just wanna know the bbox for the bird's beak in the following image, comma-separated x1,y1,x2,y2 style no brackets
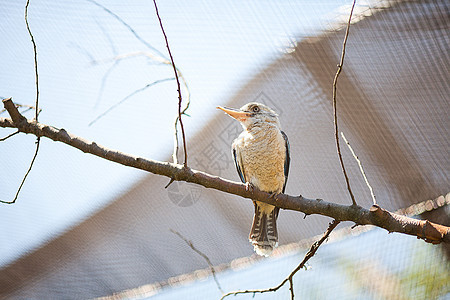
217,106,250,122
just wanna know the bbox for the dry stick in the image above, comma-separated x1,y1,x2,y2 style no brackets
0,104,42,204
87,52,191,132
85,0,191,131
1,0,41,204
89,78,175,126
341,132,377,205
92,19,119,109
152,0,188,167
333,0,357,206
0,130,19,142
170,229,224,294
220,220,341,300
1,105,449,243
25,0,39,122
0,103,41,116
85,0,167,60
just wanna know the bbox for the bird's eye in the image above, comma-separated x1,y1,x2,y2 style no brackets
252,106,260,112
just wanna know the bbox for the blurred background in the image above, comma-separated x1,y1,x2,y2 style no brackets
0,0,449,299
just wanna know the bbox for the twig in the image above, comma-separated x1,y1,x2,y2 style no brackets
2,101,449,244
170,229,224,293
0,103,41,116
332,0,357,206
25,0,39,121
288,277,295,300
0,130,19,141
0,136,41,204
1,0,41,204
85,0,191,163
89,77,174,126
86,52,191,142
152,0,188,167
92,19,119,109
85,0,167,60
220,220,340,299
341,132,377,205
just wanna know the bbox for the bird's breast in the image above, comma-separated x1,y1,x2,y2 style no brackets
235,127,286,193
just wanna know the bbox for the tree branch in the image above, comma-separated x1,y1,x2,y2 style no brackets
88,77,175,126
220,220,340,299
333,0,357,206
2,0,42,204
152,0,188,167
170,229,224,293
341,132,377,205
1,98,449,243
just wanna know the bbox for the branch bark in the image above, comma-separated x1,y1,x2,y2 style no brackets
1,98,449,243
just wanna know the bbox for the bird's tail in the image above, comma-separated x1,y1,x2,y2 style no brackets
249,203,279,256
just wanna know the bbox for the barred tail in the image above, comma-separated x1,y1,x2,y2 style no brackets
249,203,278,256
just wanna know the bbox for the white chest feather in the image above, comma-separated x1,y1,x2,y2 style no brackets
233,125,286,193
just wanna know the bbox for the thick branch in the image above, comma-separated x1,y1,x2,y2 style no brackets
1,99,448,243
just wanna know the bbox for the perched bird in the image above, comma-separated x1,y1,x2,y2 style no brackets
217,102,290,256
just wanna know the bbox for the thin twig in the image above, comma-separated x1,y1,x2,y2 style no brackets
0,130,19,141
1,0,41,204
288,277,295,300
220,220,340,299
89,77,174,126
86,0,191,163
86,51,191,132
25,0,39,121
0,137,41,204
93,19,119,109
341,132,377,205
152,0,188,167
0,103,41,116
332,0,357,206
170,229,224,293
85,0,168,60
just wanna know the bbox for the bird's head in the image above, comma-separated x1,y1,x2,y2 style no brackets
217,102,280,129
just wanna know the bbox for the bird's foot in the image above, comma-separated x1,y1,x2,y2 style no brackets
244,182,255,192
269,192,280,201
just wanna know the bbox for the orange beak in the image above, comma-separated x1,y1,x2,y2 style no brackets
217,106,250,122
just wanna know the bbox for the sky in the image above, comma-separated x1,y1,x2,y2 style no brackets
0,0,357,267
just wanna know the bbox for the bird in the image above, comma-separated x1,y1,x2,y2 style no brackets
217,102,290,256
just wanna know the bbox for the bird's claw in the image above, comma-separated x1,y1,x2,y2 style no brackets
245,182,255,192
269,192,279,201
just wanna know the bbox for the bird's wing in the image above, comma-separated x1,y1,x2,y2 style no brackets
281,131,290,193
232,144,247,183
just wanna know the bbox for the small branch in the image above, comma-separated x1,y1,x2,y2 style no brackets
288,277,294,300
86,52,191,126
2,0,42,204
220,220,340,299
25,0,39,121
341,132,376,205
333,0,357,206
0,136,40,204
88,77,175,126
2,98,26,124
85,0,168,60
0,102,41,117
170,229,224,293
0,129,19,141
152,0,188,167
1,99,449,244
